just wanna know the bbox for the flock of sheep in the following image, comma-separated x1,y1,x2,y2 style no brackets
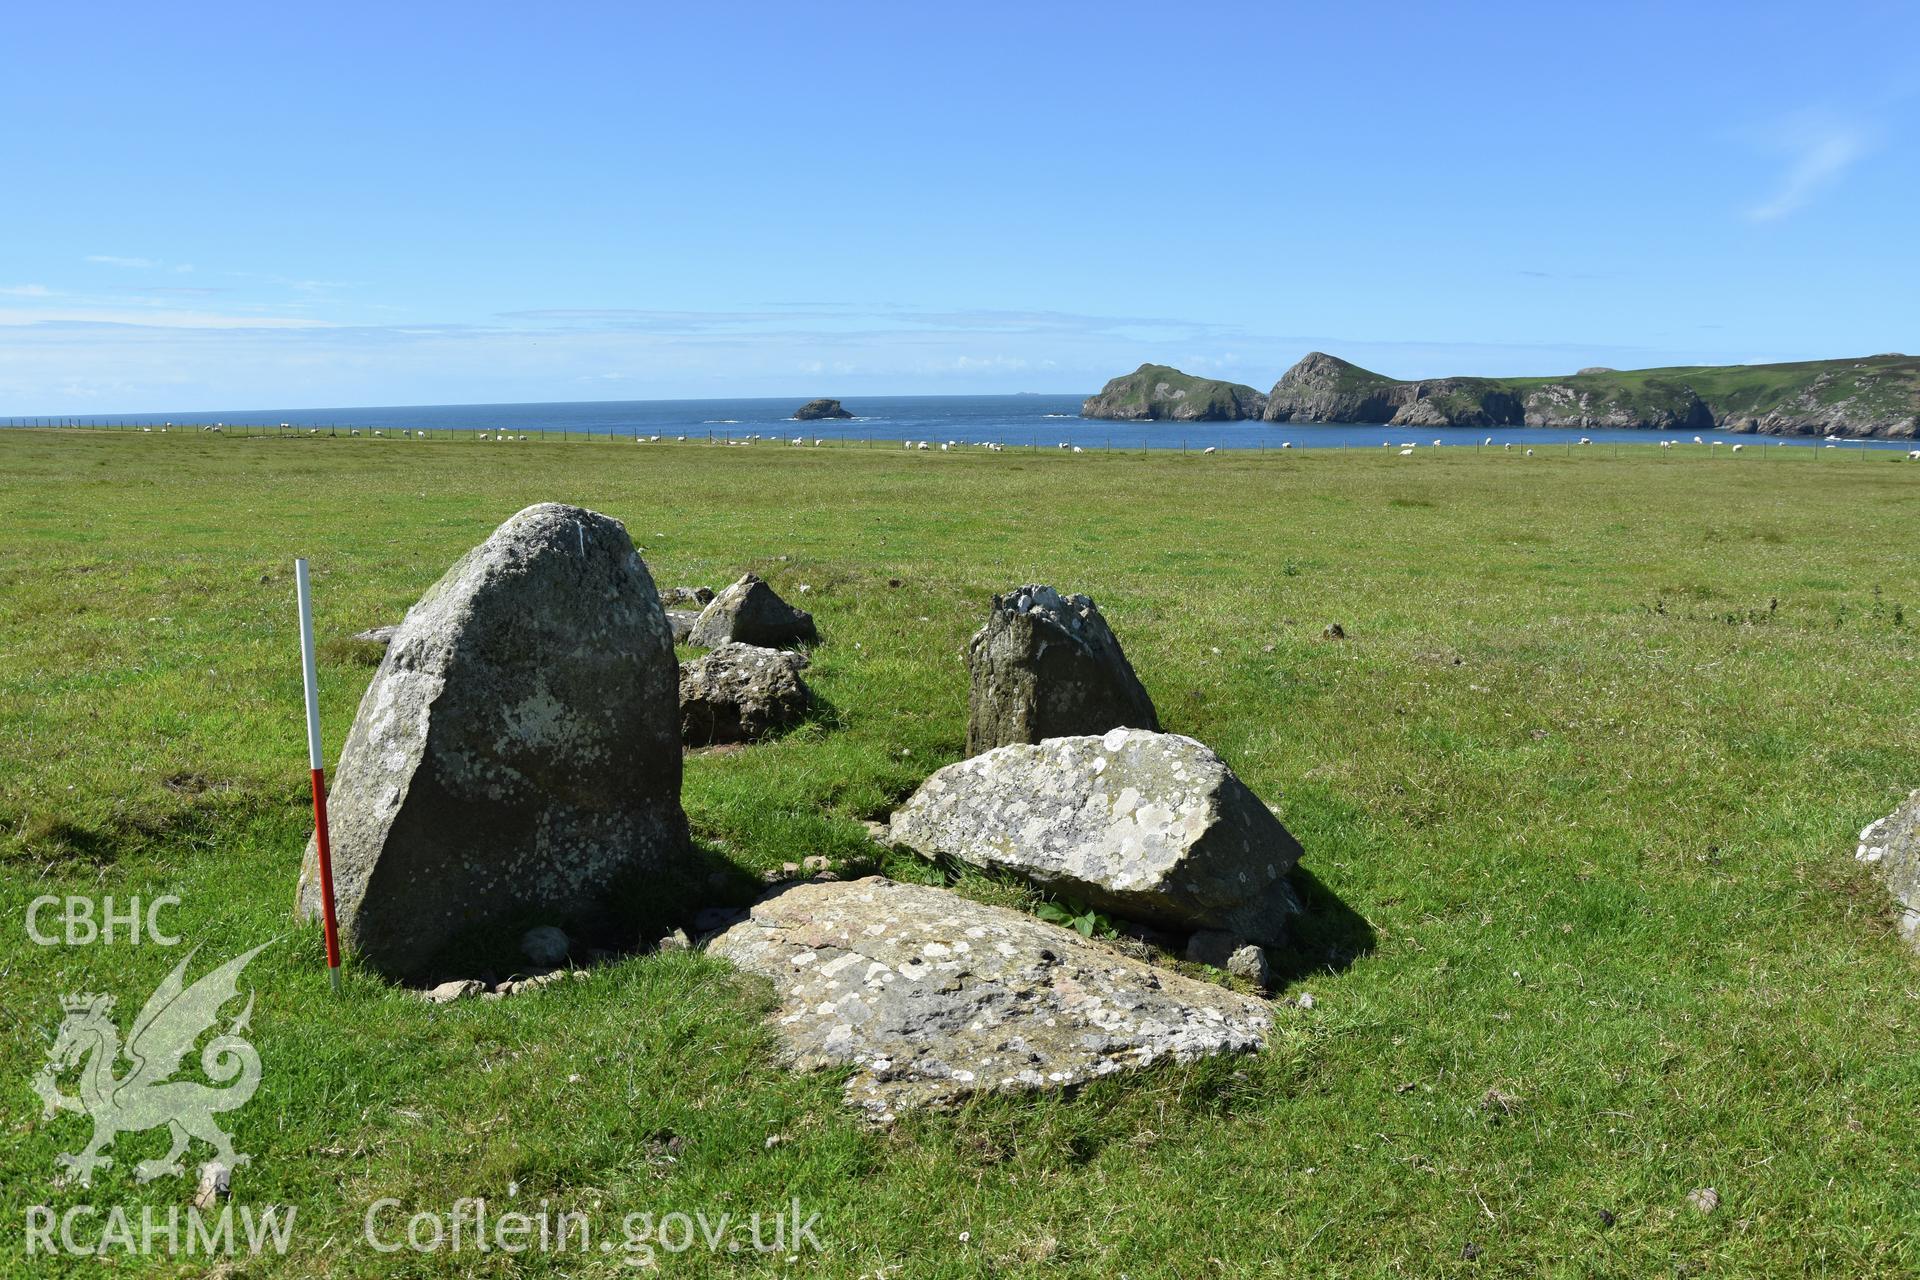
122,422,1920,459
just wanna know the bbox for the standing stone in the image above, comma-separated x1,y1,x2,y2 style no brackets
687,573,817,648
1857,790,1920,951
709,877,1273,1122
966,585,1157,754
890,729,1303,946
295,502,690,980
679,643,813,745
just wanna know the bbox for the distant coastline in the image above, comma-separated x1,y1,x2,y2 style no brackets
1082,352,1920,440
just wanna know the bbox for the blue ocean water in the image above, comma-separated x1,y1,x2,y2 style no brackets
5,394,1912,452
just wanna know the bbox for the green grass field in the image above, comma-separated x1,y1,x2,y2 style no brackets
2,430,1916,1278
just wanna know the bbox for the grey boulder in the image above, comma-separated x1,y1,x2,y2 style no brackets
679,643,813,745
966,584,1157,754
890,728,1303,946
1857,790,1920,950
666,610,699,644
687,573,817,648
296,502,691,980
659,586,714,608
708,876,1272,1122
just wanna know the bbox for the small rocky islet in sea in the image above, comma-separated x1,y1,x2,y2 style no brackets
792,397,855,421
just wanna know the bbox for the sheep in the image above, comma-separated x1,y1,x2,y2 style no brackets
1281,441,1293,449
1072,445,1084,453
1525,448,1535,456
1731,443,1744,453
1202,446,1217,454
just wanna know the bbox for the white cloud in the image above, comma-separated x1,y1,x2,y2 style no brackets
1747,116,1871,221
0,284,52,297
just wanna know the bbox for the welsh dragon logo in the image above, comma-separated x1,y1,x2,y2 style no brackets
32,943,269,1186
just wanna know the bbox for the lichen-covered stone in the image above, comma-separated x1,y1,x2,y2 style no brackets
295,502,690,980
687,573,816,648
679,643,812,745
966,584,1157,754
1857,790,1920,951
708,876,1272,1122
890,729,1302,945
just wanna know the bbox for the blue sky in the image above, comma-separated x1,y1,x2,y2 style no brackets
3,1,1916,412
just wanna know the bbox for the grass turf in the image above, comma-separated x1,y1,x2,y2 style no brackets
1,429,1916,1277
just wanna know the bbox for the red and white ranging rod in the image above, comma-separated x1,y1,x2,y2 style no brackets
295,558,344,993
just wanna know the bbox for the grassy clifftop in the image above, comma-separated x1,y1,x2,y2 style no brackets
1262,352,1920,438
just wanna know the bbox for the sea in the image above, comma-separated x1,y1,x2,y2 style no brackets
4,394,1912,452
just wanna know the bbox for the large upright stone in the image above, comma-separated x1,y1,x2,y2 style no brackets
1857,790,1920,951
709,877,1272,1122
966,585,1157,754
295,502,690,979
687,573,816,648
889,729,1303,945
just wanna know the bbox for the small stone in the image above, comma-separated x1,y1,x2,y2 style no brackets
1297,992,1315,1009
1687,1187,1719,1215
688,574,816,648
1461,1242,1481,1261
657,928,691,953
193,1161,231,1210
520,926,571,968
424,979,485,1004
1322,622,1346,641
802,856,831,872
1597,1208,1616,1229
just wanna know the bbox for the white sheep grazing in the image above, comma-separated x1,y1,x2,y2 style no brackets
1281,441,1292,449
1908,450,1920,460
1693,436,1704,444
1503,442,1512,451
916,441,930,451
1484,437,1493,446
1731,443,1744,453
1578,437,1590,445
1525,448,1535,456
1202,446,1217,454
1433,439,1443,447
1072,445,1084,453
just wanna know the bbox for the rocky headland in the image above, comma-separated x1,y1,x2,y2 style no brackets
1080,364,1267,421
1256,351,1920,439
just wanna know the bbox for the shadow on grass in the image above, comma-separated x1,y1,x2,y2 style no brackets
1264,865,1376,987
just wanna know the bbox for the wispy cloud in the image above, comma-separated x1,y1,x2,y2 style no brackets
0,284,53,297
86,254,195,273
0,307,331,330
1747,115,1872,221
